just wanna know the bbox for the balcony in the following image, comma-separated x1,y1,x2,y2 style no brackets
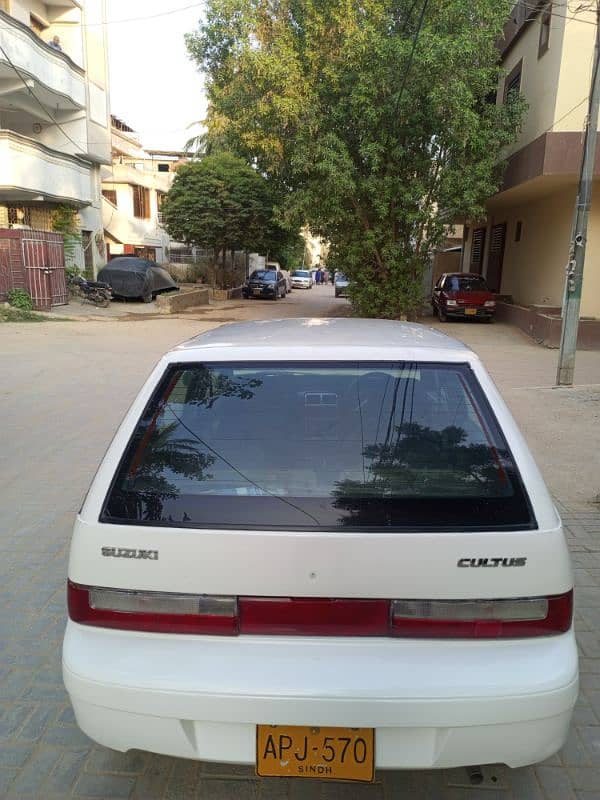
102,197,167,248
105,163,173,192
0,130,94,205
0,10,86,113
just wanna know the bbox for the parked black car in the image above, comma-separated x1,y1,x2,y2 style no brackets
242,269,287,300
97,257,179,303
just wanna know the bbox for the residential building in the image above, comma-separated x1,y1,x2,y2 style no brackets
461,1,600,343
0,0,111,276
102,117,186,263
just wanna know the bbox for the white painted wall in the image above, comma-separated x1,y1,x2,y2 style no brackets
0,131,94,202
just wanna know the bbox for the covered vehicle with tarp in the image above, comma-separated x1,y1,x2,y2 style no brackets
97,258,179,303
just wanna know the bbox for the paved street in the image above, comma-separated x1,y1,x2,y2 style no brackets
1,285,599,799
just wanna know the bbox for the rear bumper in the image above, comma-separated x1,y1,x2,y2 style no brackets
63,622,578,769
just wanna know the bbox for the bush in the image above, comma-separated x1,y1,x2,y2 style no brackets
7,288,33,311
65,266,83,281
165,262,208,284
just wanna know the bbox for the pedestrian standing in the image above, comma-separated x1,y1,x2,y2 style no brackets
48,35,62,51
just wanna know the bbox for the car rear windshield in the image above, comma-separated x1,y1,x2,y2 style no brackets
250,270,277,282
447,276,489,292
293,271,310,277
101,362,536,531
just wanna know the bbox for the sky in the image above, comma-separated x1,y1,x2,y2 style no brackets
105,1,207,151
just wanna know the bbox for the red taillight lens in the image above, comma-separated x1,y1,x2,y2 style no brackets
67,581,238,635
68,582,573,639
390,591,573,638
239,597,389,636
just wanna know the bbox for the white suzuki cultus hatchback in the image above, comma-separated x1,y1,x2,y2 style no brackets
63,318,577,783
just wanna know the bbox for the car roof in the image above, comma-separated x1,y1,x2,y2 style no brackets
170,319,476,363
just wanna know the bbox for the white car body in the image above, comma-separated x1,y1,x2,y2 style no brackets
63,319,577,774
291,270,312,289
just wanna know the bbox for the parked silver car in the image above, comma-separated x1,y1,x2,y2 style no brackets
334,271,350,297
291,270,313,289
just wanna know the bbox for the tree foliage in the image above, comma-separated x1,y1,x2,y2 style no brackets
161,151,301,278
162,152,272,254
186,0,525,317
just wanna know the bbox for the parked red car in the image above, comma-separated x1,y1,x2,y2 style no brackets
432,273,496,322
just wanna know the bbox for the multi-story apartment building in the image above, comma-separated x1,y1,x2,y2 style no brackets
102,117,185,263
0,0,111,274
461,1,600,342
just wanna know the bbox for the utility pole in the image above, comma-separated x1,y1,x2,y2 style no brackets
556,2,600,385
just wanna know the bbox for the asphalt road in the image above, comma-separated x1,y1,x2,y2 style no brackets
1,284,599,799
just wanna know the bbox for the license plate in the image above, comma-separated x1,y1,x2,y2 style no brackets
252,288,262,296
464,308,477,315
256,725,374,782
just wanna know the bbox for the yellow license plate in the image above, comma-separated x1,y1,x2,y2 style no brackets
256,725,374,782
464,308,477,315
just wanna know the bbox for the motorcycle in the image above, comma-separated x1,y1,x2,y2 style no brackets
70,274,112,308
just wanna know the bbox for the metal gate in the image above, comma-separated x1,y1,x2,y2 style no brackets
23,231,68,310
0,229,67,310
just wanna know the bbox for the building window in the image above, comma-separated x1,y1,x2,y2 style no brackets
8,207,32,227
157,163,170,172
132,186,150,219
504,60,522,103
539,4,551,57
156,192,166,210
515,221,523,242
102,189,117,206
470,228,486,274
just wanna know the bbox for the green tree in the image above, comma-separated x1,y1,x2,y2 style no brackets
51,204,82,269
161,152,284,286
186,0,525,318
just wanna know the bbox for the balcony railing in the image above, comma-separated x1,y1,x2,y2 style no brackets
0,10,86,111
0,130,94,204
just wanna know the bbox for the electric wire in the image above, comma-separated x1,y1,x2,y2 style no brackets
84,3,203,26
0,3,203,30
392,0,430,117
499,0,598,26
0,40,89,154
0,0,593,30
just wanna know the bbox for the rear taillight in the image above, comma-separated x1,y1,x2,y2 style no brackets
67,581,238,635
68,582,572,639
390,593,573,638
